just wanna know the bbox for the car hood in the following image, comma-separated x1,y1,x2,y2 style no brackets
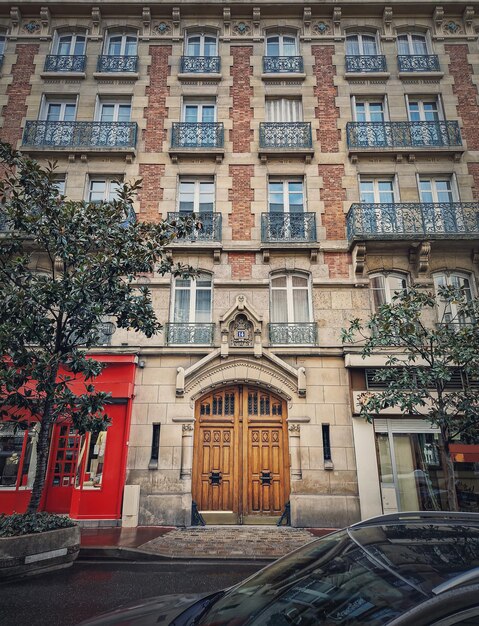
78,591,220,626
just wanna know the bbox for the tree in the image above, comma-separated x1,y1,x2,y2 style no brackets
0,142,196,513
342,285,479,511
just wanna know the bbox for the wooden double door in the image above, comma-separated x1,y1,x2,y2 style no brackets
193,386,290,524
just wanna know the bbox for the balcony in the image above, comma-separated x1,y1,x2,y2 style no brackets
179,56,221,78
95,55,138,76
43,55,86,74
259,122,313,162
165,323,215,346
347,202,479,244
167,212,222,243
261,213,316,243
169,122,224,161
22,121,137,155
262,56,305,79
269,323,317,345
345,55,388,77
346,121,463,158
398,54,442,76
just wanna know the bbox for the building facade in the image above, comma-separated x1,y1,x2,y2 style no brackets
1,0,479,526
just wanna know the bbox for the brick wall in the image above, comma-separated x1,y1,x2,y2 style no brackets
229,46,253,153
468,163,479,200
446,44,479,151
0,44,38,147
229,252,255,279
137,164,165,222
312,46,340,153
228,164,254,240
318,164,346,240
323,252,351,279
143,46,171,152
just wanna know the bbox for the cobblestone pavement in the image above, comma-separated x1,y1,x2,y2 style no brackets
138,526,322,559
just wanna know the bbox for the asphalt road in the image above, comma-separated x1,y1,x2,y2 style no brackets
0,559,265,626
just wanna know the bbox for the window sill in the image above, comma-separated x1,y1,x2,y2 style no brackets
41,71,86,80
261,72,306,81
177,72,222,81
344,71,390,80
398,71,444,80
93,72,139,81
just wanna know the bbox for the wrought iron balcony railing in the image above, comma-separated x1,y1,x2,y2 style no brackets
167,212,222,242
96,55,138,73
180,56,220,73
346,121,462,149
44,55,87,72
347,202,479,242
171,122,224,149
259,122,312,149
165,323,215,345
345,55,387,73
22,121,138,149
398,54,441,72
269,323,317,345
263,56,304,73
261,212,317,243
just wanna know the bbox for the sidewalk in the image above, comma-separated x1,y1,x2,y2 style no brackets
80,525,336,561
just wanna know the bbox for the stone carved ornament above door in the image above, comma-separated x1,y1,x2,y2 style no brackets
219,295,263,358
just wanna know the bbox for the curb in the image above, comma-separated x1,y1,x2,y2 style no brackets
79,546,275,562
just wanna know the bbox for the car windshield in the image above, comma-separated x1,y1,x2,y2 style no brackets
197,529,425,625
198,523,479,626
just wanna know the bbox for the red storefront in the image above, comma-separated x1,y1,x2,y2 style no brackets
0,355,136,521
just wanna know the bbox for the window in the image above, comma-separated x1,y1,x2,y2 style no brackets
352,98,388,145
268,179,304,213
419,177,457,203
266,98,302,122
87,177,121,203
353,99,386,122
53,176,66,196
0,426,36,488
148,424,161,470
105,32,137,56
270,273,312,324
185,32,217,56
419,177,460,232
182,99,216,123
360,178,397,204
370,273,408,310
360,178,399,234
53,32,86,56
178,179,214,213
266,33,298,56
407,97,442,122
171,274,212,324
41,97,77,122
433,272,474,326
397,32,429,55
346,33,379,55
0,33,7,56
96,98,131,123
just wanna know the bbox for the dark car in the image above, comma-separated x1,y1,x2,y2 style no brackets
80,512,479,626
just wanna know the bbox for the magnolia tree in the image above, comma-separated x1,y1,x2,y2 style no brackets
0,142,195,513
342,286,479,511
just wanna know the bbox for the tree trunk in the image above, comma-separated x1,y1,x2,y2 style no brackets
26,410,53,513
440,426,459,511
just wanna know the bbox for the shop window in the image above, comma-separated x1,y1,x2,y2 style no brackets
76,430,107,489
0,426,36,488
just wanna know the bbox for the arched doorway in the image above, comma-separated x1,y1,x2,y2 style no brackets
192,385,290,524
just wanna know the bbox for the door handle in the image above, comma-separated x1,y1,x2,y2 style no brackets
209,470,222,485
260,470,272,485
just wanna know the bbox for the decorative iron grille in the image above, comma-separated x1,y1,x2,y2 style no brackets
346,121,462,149
398,54,441,72
263,56,304,73
167,212,222,242
22,121,138,149
171,122,224,148
96,55,138,72
261,212,316,243
347,202,479,242
165,323,215,345
269,323,317,345
259,122,312,149
180,56,220,73
345,55,387,73
44,55,87,72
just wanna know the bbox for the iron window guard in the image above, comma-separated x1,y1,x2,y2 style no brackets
263,56,304,73
96,55,138,72
180,56,220,73
269,323,317,345
171,122,224,149
44,55,87,72
345,55,387,73
346,121,462,149
398,54,440,72
261,212,317,243
259,122,312,149
165,323,215,345
22,121,138,149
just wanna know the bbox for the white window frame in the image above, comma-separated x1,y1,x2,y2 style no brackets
53,176,67,196
270,272,313,323
265,98,303,122
416,174,460,203
104,32,138,56
40,96,78,121
94,97,132,122
170,273,213,324
0,33,6,56
86,176,122,203
268,178,306,213
184,31,218,56
52,31,86,56
406,95,444,122
265,32,299,56
397,32,432,55
346,32,380,55
359,176,400,203
351,96,389,122
181,99,217,123
177,177,215,213
433,271,475,325
369,272,408,310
